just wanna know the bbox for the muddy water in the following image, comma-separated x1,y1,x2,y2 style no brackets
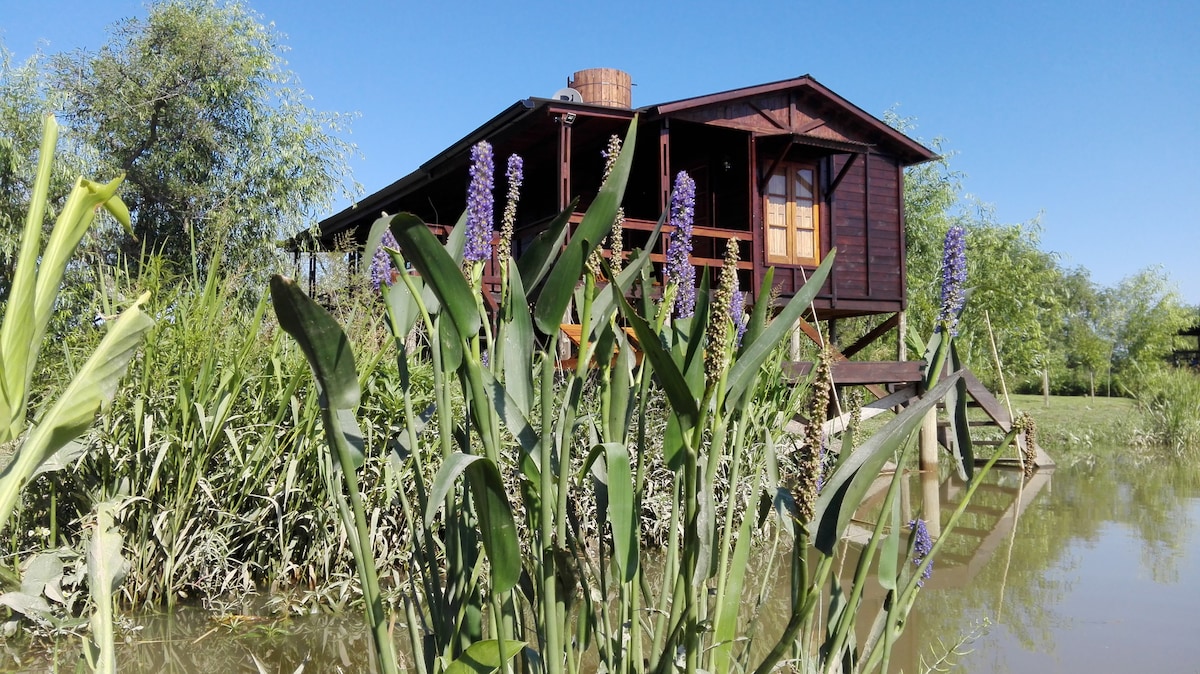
8,449,1197,673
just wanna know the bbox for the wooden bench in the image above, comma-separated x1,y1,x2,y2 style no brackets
558,323,643,369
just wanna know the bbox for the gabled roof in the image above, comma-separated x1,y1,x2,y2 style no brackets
643,74,935,165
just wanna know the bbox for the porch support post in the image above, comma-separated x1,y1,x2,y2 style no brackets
919,407,939,473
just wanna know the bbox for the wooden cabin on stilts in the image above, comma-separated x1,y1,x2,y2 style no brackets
285,69,1052,475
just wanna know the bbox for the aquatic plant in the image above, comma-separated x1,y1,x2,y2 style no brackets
0,115,152,672
496,154,523,265
664,170,697,318
463,140,494,267
370,229,399,291
938,223,967,335
270,117,1008,674
910,518,934,585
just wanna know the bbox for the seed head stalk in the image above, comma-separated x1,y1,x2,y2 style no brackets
497,154,523,317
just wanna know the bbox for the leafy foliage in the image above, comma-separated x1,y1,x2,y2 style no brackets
45,0,358,277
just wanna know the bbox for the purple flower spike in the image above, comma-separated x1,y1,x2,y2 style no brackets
370,230,399,292
464,141,495,264
731,289,747,346
665,171,696,318
909,519,934,586
506,155,524,197
937,224,967,336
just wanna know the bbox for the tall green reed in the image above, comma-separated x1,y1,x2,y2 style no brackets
272,118,1008,673
1129,365,1200,453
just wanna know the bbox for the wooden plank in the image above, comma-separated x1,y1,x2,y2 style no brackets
962,369,1013,428
784,360,924,385
822,385,917,435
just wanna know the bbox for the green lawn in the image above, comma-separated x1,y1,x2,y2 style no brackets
986,393,1138,453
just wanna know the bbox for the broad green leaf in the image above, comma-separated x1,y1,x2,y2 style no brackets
324,406,366,470
662,407,688,471
738,267,775,358
382,265,421,346
724,250,836,413
425,209,469,316
85,499,128,674
948,340,974,480
270,276,360,410
0,116,57,438
426,452,519,592
712,511,754,673
605,259,698,428
464,458,521,593
480,369,540,479
500,258,534,415
533,118,637,335
388,213,481,339
813,373,961,555
876,467,903,591
443,639,525,674
1,117,134,440
425,452,480,528
602,442,637,581
33,175,126,353
607,332,634,440
0,294,153,533
517,199,577,298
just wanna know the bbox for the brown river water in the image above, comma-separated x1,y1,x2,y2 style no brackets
4,448,1196,673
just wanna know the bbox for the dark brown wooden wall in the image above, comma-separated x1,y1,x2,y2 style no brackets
828,152,904,307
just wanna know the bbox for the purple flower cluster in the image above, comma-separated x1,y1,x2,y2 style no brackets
664,171,696,318
937,224,967,336
506,155,523,201
909,518,934,586
731,289,747,346
370,229,399,292
464,141,494,264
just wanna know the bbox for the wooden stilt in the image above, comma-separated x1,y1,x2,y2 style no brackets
919,408,938,472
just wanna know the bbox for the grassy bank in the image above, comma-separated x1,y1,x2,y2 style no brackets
1004,393,1138,452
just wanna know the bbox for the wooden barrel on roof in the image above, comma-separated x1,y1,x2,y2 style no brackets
568,68,632,108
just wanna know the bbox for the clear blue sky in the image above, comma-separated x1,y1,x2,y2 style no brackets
5,0,1198,304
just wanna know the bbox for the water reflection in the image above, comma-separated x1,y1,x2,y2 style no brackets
6,449,1195,673
909,449,1200,673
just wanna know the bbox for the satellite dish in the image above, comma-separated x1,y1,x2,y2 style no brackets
552,87,584,103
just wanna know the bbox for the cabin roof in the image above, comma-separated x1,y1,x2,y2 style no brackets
291,75,935,251
643,74,935,165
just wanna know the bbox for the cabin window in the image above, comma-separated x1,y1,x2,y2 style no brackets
765,163,819,266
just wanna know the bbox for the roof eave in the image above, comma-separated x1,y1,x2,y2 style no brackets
646,74,937,166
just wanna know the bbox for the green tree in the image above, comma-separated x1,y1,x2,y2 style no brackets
0,44,93,304
1102,267,1191,389
48,0,358,277
889,112,1066,389
1052,267,1111,396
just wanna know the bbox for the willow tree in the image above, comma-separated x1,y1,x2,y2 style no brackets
49,0,358,277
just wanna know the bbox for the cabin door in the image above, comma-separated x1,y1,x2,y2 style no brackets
764,162,819,266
